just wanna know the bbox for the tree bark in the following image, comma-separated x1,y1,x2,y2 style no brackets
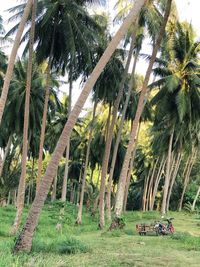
150,156,166,210
51,173,58,202
161,129,174,215
147,158,159,211
192,186,200,211
36,21,57,191
99,104,112,228
114,0,172,220
142,167,152,211
61,76,72,201
76,101,97,225
0,0,33,124
13,0,147,252
11,1,37,234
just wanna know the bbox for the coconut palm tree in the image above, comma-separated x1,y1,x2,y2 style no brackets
11,0,37,234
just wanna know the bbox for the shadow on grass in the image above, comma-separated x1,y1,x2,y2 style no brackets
0,230,11,238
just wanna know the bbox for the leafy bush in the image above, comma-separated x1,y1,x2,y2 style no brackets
101,229,123,238
32,237,90,255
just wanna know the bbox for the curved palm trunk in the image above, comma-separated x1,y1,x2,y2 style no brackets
178,149,197,211
13,1,147,252
36,83,50,190
150,156,166,210
113,0,172,221
11,1,37,234
192,186,200,211
161,129,174,215
61,77,72,201
76,101,97,225
147,157,159,211
0,0,33,124
166,152,182,212
36,23,57,191
106,51,139,221
123,145,136,211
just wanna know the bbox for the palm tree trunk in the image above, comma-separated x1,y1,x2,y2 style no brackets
123,122,140,212
76,100,97,225
11,1,37,234
13,1,147,252
36,82,50,190
113,0,172,221
143,167,152,211
166,151,182,212
27,182,31,206
0,0,33,124
150,156,166,210
99,104,112,228
161,129,174,215
192,186,200,211
147,158,159,211
106,51,139,221
0,136,12,177
76,164,83,205
36,22,57,191
178,149,197,211
61,75,72,201
7,191,11,206
123,152,134,212
13,190,17,207
51,173,58,202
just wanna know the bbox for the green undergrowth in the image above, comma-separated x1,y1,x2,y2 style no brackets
0,203,200,267
171,232,200,251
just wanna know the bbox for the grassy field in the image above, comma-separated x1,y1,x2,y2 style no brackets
0,203,200,267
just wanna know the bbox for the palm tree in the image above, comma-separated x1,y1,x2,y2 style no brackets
13,0,147,252
11,0,37,234
112,0,172,226
0,0,33,124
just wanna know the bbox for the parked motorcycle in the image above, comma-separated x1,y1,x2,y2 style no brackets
154,217,175,235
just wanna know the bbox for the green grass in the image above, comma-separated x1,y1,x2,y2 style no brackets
0,203,200,267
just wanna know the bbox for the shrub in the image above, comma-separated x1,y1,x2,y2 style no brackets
57,238,90,254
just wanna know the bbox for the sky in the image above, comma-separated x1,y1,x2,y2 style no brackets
0,0,200,108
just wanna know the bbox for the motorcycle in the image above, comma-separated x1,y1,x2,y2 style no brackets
154,217,175,235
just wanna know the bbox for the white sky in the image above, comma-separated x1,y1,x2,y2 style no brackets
0,0,199,108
